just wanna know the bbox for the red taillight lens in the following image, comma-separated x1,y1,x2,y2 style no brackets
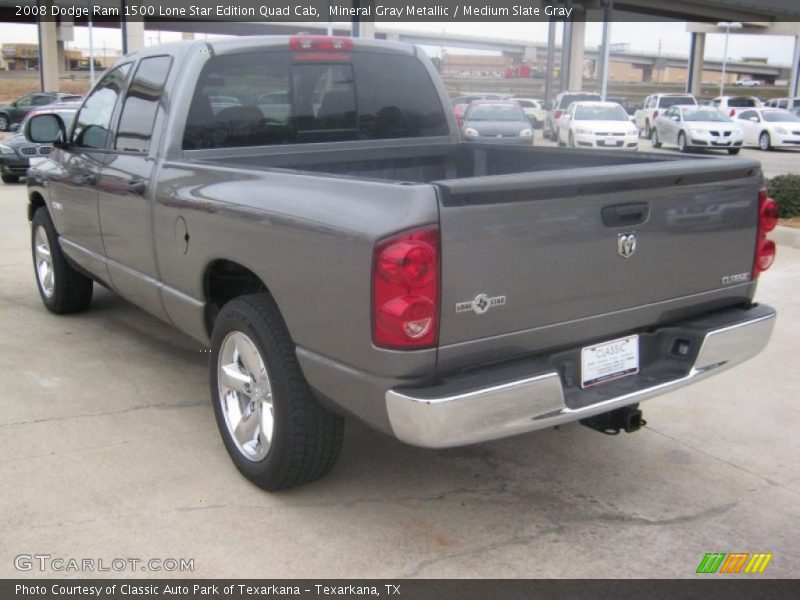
755,238,776,273
729,108,736,117
758,189,779,233
753,188,778,278
653,110,659,119
289,35,354,51
373,227,439,349
554,110,563,120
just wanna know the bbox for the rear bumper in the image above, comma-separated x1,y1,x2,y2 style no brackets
386,304,775,448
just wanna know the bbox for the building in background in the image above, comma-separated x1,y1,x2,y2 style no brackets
1,43,120,72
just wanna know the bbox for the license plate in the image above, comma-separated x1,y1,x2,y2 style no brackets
581,334,639,388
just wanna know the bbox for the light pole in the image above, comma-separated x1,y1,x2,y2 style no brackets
717,21,742,96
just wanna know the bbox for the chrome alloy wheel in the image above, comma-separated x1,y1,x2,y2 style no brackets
217,331,274,461
34,225,55,298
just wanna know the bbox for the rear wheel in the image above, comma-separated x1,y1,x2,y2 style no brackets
678,131,690,153
759,131,772,151
31,207,93,314
651,128,662,148
2,174,20,184
568,132,576,148
210,293,344,491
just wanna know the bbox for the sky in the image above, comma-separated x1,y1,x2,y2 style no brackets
0,21,796,65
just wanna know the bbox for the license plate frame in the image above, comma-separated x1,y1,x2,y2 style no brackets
581,334,639,389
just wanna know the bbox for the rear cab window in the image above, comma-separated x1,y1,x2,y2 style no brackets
658,96,695,109
183,50,448,149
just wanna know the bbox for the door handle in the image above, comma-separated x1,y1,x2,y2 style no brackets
601,202,649,227
128,178,146,195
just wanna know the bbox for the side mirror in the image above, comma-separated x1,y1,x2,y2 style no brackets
25,113,66,146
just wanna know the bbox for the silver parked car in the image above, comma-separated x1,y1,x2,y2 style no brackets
652,105,743,154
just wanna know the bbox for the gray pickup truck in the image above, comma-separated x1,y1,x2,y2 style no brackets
24,36,778,491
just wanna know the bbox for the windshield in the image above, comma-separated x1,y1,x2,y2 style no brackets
727,97,758,108
683,109,729,122
659,96,696,108
763,111,800,123
559,93,600,108
574,105,629,121
467,104,525,121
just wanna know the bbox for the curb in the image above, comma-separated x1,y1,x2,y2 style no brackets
772,225,800,250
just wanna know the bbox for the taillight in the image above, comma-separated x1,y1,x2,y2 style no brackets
653,110,659,119
759,189,779,232
289,35,354,51
373,227,439,349
754,188,778,278
554,109,563,120
729,108,736,117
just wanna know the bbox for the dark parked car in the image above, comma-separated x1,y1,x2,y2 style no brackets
0,92,81,132
0,102,80,183
462,99,533,144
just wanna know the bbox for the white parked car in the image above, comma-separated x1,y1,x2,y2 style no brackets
652,105,743,154
710,95,761,119
734,78,761,87
634,93,698,138
557,101,639,150
545,91,601,140
513,98,546,128
763,97,800,110
733,108,800,150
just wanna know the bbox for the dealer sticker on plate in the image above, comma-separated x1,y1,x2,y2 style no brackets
581,334,639,388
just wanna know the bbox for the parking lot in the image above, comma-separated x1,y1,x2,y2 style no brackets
1,178,799,578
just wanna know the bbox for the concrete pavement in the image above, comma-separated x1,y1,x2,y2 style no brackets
0,183,798,579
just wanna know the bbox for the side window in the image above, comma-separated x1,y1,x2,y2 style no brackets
713,98,721,107
778,99,788,109
31,95,53,106
738,110,756,121
115,56,172,153
72,64,131,150
15,94,34,108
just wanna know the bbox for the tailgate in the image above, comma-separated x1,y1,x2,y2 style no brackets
434,157,762,369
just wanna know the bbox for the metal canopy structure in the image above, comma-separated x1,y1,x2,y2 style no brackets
0,0,798,96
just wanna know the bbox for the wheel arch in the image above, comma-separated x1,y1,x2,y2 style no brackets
28,191,47,222
202,259,271,337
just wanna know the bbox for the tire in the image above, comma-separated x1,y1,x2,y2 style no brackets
651,128,662,148
2,174,20,184
644,121,652,139
728,148,741,155
568,132,575,148
0,113,9,132
759,131,772,151
210,293,344,491
678,131,690,153
31,207,93,314
557,132,565,147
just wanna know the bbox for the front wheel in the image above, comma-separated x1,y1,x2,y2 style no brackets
210,293,344,491
759,131,772,151
651,128,662,148
728,148,741,155
678,131,690,153
31,207,93,314
2,174,20,184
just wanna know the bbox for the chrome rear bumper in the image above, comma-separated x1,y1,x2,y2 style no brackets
386,305,775,448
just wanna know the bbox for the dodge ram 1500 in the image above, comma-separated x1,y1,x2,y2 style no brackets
24,36,777,490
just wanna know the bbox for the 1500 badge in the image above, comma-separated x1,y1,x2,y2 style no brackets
456,294,506,315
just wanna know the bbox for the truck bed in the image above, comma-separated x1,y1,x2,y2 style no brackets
195,142,691,184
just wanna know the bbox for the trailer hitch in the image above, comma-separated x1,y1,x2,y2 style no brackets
580,405,646,435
